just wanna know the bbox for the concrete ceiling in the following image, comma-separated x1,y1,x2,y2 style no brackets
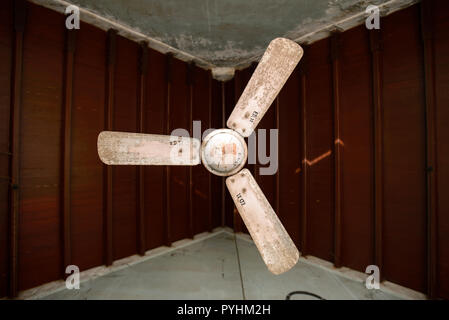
32,0,418,71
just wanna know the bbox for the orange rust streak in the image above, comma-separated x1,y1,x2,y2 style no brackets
303,150,332,166
194,189,208,199
335,139,345,147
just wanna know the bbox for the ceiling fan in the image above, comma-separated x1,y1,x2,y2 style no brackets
98,38,303,275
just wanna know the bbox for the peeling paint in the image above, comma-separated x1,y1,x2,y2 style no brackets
30,0,419,71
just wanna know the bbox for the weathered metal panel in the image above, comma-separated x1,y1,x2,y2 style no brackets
278,69,302,247
145,48,169,250
19,3,64,290
433,0,449,300
304,38,335,262
71,21,106,272
111,35,139,261
382,6,427,293
0,0,13,297
61,28,76,273
339,26,375,272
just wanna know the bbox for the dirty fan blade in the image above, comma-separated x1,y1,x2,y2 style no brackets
227,38,303,137
226,169,299,274
97,131,201,166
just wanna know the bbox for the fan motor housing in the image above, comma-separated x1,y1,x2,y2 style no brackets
201,129,248,176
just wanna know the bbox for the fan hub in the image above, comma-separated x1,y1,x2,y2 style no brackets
201,129,247,176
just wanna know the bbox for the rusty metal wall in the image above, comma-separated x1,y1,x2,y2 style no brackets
0,1,221,297
0,0,13,299
228,1,449,299
0,0,448,299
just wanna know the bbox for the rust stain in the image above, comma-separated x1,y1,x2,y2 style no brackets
303,150,332,166
194,189,208,199
173,177,185,186
221,143,237,155
335,139,345,147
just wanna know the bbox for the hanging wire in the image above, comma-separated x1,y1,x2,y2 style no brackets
286,291,325,300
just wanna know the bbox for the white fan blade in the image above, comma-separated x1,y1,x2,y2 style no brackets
227,38,303,137
226,168,299,274
98,131,200,166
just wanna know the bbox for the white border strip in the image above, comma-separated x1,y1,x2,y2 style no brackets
233,231,427,300
15,227,426,300
17,228,227,300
